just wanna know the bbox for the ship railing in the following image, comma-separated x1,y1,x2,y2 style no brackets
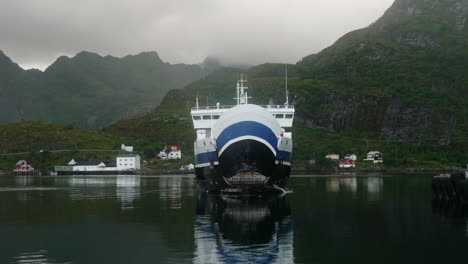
191,105,235,111
191,105,295,111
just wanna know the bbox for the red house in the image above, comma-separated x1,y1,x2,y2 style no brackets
339,159,356,168
15,160,35,172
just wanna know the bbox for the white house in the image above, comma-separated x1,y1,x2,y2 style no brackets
56,155,141,173
66,160,117,172
117,154,141,170
179,163,195,170
325,154,340,160
344,154,357,161
364,151,383,163
121,144,134,152
157,145,182,160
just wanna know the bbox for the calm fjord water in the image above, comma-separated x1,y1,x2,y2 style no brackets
0,174,467,264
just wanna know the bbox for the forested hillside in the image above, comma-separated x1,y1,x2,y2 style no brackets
0,51,210,129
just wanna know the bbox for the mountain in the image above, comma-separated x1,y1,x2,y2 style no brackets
0,51,210,129
297,0,468,145
106,0,467,167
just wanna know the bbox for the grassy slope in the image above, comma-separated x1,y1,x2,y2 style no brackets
0,121,122,171
0,121,119,152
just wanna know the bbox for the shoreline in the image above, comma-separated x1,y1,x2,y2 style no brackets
0,166,464,176
291,167,463,174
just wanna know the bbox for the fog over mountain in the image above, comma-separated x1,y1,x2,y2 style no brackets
0,0,393,70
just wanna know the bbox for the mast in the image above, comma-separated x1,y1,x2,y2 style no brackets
234,74,251,105
236,79,240,105
285,64,289,108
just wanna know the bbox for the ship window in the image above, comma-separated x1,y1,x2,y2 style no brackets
286,114,293,119
276,114,284,118
203,115,211,120
213,115,220,119
193,116,201,120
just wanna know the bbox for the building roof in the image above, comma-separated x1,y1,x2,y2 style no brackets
68,158,89,165
73,161,103,166
104,162,116,167
117,154,140,158
68,159,106,166
16,160,26,165
167,145,181,151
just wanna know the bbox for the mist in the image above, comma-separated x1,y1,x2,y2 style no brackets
0,0,394,70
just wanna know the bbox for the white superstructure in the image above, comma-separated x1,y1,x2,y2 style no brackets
191,74,294,138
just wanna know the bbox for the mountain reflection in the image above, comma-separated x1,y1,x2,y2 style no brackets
193,193,294,264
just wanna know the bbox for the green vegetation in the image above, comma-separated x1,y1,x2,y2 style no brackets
292,125,465,169
0,121,122,171
0,121,119,153
0,121,193,172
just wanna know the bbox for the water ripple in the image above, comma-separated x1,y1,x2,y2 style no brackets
0,187,62,192
11,250,71,264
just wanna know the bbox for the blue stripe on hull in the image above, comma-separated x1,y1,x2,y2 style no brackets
196,151,218,164
276,150,292,162
216,121,278,154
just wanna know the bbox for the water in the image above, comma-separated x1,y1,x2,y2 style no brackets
1,173,467,264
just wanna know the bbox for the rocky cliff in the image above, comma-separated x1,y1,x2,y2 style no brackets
297,0,468,146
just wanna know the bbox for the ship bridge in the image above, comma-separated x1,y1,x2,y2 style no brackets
190,73,294,138
191,104,294,130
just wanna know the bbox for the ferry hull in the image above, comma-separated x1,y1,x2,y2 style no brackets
195,165,291,193
195,139,291,193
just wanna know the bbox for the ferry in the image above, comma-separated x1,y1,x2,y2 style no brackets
190,74,294,193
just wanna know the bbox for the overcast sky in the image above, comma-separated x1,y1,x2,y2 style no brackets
0,0,394,70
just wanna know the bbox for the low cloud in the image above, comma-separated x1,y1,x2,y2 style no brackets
0,0,394,70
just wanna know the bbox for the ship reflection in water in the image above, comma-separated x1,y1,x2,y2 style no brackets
194,194,294,264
